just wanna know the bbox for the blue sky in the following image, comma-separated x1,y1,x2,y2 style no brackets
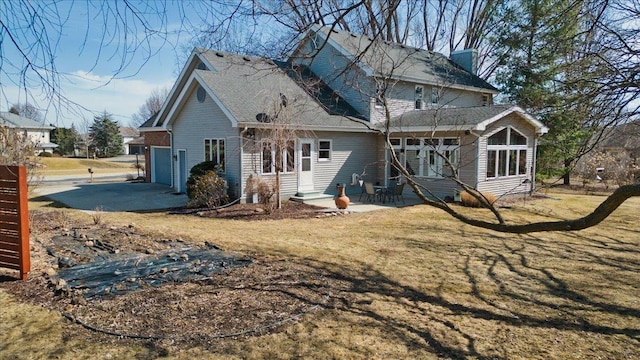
0,1,204,128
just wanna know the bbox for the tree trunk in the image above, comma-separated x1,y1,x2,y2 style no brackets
563,159,572,185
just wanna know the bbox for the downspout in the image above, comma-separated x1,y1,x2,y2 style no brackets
239,126,248,201
469,129,482,191
531,134,538,195
167,125,174,190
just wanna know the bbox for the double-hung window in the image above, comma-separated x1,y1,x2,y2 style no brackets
318,140,332,161
486,127,527,178
261,140,295,174
431,87,439,105
404,137,459,178
204,138,225,172
415,85,424,110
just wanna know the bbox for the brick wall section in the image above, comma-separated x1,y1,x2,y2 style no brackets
143,131,170,182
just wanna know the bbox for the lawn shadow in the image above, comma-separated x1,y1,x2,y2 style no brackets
263,225,640,359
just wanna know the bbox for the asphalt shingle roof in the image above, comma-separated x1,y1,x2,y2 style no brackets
194,50,370,130
0,111,53,129
387,105,514,128
312,26,497,92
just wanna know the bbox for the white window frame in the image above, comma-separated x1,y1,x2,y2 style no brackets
318,139,332,161
486,127,528,179
375,82,384,107
260,140,296,175
481,93,491,107
404,137,459,178
204,138,225,173
415,85,424,110
431,87,439,105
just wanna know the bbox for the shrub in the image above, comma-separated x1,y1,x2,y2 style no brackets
186,160,218,198
186,171,229,209
255,177,276,213
38,151,53,157
460,190,497,208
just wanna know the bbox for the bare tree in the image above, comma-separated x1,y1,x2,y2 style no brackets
8,103,43,122
130,88,169,127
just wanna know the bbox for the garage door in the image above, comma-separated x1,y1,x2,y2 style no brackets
152,147,171,185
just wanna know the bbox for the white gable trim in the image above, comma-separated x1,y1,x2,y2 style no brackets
165,72,239,128
474,106,548,134
152,49,221,128
152,51,199,127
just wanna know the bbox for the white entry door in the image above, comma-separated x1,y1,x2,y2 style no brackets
298,139,314,192
177,149,187,193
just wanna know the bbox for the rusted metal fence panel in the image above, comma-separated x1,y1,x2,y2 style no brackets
0,165,30,280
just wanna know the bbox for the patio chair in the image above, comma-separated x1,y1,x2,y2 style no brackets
362,182,379,203
384,182,405,204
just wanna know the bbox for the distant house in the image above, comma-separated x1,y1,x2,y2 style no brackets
140,25,547,201
0,111,58,154
119,127,140,155
127,136,145,155
599,120,640,162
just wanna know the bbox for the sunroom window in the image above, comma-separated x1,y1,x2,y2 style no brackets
486,127,527,179
404,137,459,178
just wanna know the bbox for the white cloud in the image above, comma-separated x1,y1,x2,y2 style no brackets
1,70,175,128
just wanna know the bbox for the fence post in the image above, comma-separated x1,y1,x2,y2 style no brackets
0,165,30,280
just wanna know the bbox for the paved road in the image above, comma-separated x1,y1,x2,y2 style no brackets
33,181,187,212
41,171,140,185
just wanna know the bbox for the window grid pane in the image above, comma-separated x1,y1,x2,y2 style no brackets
487,150,497,178
509,150,517,176
518,150,527,175
498,150,507,176
286,140,295,172
262,143,273,174
219,139,225,172
204,140,211,162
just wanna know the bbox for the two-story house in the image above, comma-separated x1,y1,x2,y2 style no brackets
0,111,58,154
140,25,547,201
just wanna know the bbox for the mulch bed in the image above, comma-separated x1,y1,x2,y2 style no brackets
0,208,349,353
174,200,334,220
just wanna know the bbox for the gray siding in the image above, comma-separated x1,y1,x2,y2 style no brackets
171,84,241,196
313,131,378,196
371,82,491,123
240,131,379,199
294,39,374,120
476,114,537,196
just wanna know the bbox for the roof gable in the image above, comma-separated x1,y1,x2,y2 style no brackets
294,25,498,93
387,105,548,135
164,49,371,131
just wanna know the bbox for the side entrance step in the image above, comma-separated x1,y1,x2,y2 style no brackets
290,191,334,203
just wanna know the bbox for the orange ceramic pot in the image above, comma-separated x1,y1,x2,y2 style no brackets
335,184,350,209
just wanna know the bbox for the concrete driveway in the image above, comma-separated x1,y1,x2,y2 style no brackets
33,181,188,212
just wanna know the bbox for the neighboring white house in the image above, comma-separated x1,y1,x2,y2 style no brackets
140,25,547,202
119,127,140,155
0,111,58,154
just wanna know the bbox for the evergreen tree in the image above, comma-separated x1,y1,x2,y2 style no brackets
89,112,122,158
494,0,621,185
51,124,81,156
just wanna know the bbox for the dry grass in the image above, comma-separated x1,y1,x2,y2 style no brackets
39,157,132,174
2,192,639,359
